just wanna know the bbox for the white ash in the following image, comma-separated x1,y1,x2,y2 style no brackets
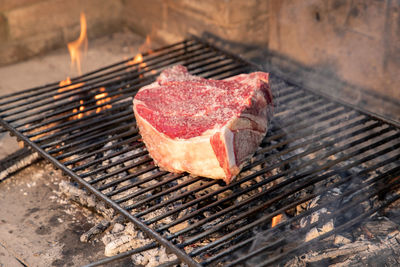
141,207,173,227
304,220,334,242
102,222,177,266
300,195,335,242
59,180,115,219
286,230,400,267
131,246,177,267
108,169,160,208
112,223,125,233
122,147,146,167
0,150,40,181
80,219,110,242
58,178,179,264
334,235,351,245
103,234,145,257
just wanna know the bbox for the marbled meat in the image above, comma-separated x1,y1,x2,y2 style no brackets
133,65,273,184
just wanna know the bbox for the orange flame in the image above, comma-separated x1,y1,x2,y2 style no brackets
67,12,88,75
71,100,85,120
271,214,283,228
95,87,112,113
126,34,153,73
139,34,153,54
56,77,84,99
127,53,144,66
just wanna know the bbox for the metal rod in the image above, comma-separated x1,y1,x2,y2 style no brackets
159,129,399,241
0,119,201,267
198,152,400,264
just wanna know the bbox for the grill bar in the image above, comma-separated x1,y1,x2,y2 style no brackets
153,117,386,231
197,150,400,264
175,131,399,248
0,37,399,266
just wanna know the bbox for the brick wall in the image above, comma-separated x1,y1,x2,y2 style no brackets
0,0,122,65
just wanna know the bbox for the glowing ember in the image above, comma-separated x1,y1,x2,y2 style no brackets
95,87,112,113
127,53,144,66
59,77,72,87
56,77,84,99
271,214,283,228
67,12,88,75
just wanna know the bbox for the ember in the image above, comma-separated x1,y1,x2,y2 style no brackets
55,77,84,99
271,214,283,228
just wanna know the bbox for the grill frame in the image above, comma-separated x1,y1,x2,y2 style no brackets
0,36,399,267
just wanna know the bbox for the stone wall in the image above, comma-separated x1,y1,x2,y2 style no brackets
267,0,400,101
0,0,122,65
0,0,399,110
123,0,400,107
123,0,269,47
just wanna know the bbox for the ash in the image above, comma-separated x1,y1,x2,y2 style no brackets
285,217,400,267
58,180,177,266
101,223,177,266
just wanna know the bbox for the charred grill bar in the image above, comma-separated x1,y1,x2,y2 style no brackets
0,37,399,266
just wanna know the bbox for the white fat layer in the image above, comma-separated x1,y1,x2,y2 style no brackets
222,127,236,168
134,107,226,179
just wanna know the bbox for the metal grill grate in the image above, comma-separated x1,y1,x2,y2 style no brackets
0,37,399,266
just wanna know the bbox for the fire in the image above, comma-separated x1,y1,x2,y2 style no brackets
67,12,88,75
127,53,147,69
128,53,144,66
271,214,283,228
55,12,87,108
55,13,113,120
56,77,84,99
126,34,154,76
139,34,153,54
72,100,85,120
59,77,72,87
95,87,112,113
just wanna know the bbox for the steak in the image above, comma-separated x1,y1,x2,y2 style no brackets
133,65,273,184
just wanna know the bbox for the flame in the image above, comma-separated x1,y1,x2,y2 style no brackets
54,13,114,121
126,34,153,76
127,53,143,66
55,13,87,100
139,34,153,54
56,77,84,99
67,12,88,75
271,214,283,228
59,77,72,87
95,87,112,113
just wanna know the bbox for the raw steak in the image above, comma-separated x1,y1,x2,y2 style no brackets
133,65,273,184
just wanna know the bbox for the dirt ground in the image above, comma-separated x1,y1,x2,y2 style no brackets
0,162,105,266
0,30,149,267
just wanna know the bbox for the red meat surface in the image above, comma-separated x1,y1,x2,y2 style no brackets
133,65,273,183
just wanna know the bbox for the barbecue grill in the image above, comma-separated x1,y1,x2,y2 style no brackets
0,37,399,266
